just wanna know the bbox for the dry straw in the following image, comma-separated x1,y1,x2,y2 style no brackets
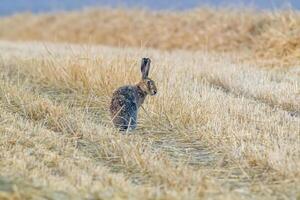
0,41,299,199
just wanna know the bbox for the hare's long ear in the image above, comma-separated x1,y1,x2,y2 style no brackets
141,58,151,79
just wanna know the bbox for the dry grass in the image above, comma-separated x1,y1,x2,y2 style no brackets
0,6,300,200
1,8,300,66
0,41,299,199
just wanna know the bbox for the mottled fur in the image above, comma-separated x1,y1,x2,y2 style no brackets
110,58,157,131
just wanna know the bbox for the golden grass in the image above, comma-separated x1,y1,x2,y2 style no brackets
0,41,299,199
1,8,300,66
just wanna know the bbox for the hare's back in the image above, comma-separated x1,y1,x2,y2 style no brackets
114,85,137,102
110,86,138,113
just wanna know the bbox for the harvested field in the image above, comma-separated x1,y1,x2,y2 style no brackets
0,41,299,199
0,7,300,200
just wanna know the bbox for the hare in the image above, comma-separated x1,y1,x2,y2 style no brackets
110,58,157,131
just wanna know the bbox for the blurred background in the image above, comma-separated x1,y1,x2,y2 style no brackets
1,0,299,66
0,0,298,15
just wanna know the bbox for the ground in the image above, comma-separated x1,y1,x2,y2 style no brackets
0,40,299,199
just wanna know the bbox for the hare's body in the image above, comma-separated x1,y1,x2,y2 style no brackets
110,58,157,131
110,85,147,130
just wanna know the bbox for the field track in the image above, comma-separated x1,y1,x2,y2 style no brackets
0,41,299,199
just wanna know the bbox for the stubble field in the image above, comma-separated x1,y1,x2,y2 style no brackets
0,8,299,200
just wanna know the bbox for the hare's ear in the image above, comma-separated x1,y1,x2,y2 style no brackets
141,58,151,79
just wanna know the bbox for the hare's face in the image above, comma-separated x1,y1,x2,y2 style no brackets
141,78,157,96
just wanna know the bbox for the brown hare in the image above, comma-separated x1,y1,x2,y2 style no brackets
110,58,157,131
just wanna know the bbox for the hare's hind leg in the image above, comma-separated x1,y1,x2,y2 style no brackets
116,116,136,131
112,115,127,131
113,110,137,131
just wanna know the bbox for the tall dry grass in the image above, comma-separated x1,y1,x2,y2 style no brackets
0,41,299,199
1,8,300,66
